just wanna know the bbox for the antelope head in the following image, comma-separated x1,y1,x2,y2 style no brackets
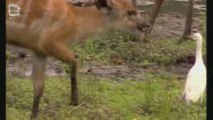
94,0,146,35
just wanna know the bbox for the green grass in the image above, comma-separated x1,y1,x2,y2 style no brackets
6,73,206,120
70,29,206,66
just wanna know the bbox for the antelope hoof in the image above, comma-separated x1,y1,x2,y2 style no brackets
179,36,190,44
70,101,79,106
30,114,37,120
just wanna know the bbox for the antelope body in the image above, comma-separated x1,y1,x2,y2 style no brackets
6,0,144,119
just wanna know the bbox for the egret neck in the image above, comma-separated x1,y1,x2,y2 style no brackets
195,36,203,64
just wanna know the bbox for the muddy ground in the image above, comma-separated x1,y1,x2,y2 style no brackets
6,0,206,80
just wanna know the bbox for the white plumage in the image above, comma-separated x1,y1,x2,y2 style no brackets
182,32,206,104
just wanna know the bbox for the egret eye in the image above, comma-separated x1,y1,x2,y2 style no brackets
127,10,136,16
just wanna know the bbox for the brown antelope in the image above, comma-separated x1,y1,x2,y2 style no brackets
6,0,144,119
132,0,195,38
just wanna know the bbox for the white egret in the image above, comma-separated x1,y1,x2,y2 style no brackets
182,32,206,104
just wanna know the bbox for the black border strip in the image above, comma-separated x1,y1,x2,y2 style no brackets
207,0,213,119
0,0,6,119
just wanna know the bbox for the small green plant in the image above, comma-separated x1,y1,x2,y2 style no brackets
6,50,11,60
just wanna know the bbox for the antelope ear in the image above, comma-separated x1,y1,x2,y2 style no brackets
94,0,112,14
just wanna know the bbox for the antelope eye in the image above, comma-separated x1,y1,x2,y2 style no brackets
127,10,136,16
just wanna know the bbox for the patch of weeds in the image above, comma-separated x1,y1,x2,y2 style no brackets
67,29,206,66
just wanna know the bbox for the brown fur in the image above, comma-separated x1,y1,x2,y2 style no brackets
6,0,144,119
